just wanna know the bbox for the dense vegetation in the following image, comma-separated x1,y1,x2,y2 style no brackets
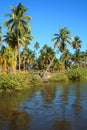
0,73,42,94
0,3,87,94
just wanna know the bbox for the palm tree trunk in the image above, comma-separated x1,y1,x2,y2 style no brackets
14,49,17,72
43,50,59,77
18,36,20,71
24,54,25,71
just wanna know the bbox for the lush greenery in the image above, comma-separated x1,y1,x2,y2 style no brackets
66,68,87,81
0,73,42,94
49,68,87,82
49,72,68,82
0,3,87,94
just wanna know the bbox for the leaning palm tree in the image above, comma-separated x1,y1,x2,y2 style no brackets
4,3,32,71
43,27,74,76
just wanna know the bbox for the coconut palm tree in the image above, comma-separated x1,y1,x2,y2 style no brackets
72,36,82,52
4,30,33,71
34,42,40,50
0,46,14,72
71,49,82,67
21,47,35,70
52,27,73,52
38,44,55,70
34,42,40,67
43,27,74,76
4,3,32,71
60,49,72,70
71,37,82,67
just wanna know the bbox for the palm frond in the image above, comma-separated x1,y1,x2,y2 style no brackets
4,19,13,27
69,36,75,41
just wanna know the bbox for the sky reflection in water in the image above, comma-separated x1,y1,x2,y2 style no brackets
0,81,87,130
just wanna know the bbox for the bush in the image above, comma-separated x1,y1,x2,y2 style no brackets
0,73,43,94
67,68,87,81
0,74,29,93
28,74,42,86
49,72,68,82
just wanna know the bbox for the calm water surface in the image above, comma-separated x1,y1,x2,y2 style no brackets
0,81,87,130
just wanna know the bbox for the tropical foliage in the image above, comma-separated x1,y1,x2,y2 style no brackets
0,3,87,94
4,3,33,71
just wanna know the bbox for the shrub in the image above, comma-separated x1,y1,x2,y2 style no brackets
0,73,43,94
0,74,29,93
28,74,42,86
67,68,87,81
49,72,68,82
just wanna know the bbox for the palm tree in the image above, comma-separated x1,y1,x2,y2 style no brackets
72,36,82,52
71,37,82,67
0,46,14,72
21,47,35,70
43,27,74,76
38,44,55,70
71,49,82,67
4,3,32,71
81,50,87,67
34,42,40,67
34,42,40,50
60,49,72,70
53,60,65,72
4,30,33,71
21,46,29,71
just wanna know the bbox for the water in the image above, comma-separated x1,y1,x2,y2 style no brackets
0,81,87,130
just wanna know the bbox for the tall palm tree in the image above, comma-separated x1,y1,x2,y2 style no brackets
43,27,74,76
4,3,32,71
4,30,33,71
21,47,35,70
71,36,82,67
21,46,28,71
34,42,40,66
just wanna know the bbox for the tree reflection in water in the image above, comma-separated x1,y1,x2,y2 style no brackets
9,110,32,130
42,82,56,103
0,82,87,130
53,120,74,130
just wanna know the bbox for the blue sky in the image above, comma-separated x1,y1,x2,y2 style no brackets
1,0,87,52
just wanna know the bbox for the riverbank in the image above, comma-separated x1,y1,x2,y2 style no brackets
0,73,42,94
0,68,87,94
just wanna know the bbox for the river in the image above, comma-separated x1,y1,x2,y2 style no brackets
0,81,87,130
